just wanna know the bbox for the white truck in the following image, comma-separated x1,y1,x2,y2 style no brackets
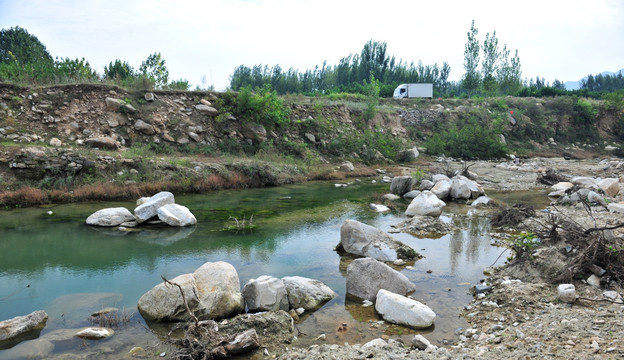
392,83,433,99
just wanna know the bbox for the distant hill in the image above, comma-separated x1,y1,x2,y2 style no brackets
564,69,624,90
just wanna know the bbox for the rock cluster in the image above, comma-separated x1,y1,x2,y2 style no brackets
86,191,197,227
550,176,622,210
138,261,335,323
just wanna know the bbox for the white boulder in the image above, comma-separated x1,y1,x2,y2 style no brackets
430,179,451,200
375,289,436,329
405,191,446,217
557,284,576,303
157,203,197,226
134,191,175,223
243,275,289,312
86,207,135,227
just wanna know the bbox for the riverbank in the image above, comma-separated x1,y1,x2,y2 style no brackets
276,156,624,359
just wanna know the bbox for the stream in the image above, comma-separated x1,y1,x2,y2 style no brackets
0,180,550,358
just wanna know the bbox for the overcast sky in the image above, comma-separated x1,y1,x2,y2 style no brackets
1,0,622,91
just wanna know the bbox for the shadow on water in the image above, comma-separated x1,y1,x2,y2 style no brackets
0,184,550,358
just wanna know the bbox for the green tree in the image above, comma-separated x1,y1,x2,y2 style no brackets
54,57,98,82
462,20,481,96
497,45,522,95
364,74,380,122
139,52,169,88
481,31,499,93
0,26,53,65
104,59,135,80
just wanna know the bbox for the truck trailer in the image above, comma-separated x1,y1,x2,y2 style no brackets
392,83,433,99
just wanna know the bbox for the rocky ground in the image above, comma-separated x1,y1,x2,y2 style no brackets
275,156,624,360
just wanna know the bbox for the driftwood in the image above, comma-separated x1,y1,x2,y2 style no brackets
211,329,259,356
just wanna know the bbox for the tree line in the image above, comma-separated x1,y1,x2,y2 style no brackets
0,26,190,90
2,24,623,99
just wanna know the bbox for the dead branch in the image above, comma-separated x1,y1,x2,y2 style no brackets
162,276,199,327
584,223,624,235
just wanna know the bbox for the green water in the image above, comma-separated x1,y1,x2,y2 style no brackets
0,182,546,358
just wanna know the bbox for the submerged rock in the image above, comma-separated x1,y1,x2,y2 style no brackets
281,276,336,310
138,261,244,322
75,327,114,340
340,219,418,261
375,289,436,329
346,258,416,302
85,207,135,227
0,310,48,345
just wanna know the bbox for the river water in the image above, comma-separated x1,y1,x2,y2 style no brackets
0,181,549,358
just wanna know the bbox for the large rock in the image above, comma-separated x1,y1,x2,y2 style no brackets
557,284,576,303
551,182,574,192
399,147,419,162
195,104,218,116
340,219,418,261
450,177,471,199
105,97,136,113
240,122,267,143
242,276,289,312
85,136,118,150
570,176,598,188
86,207,135,227
346,258,416,302
405,190,446,217
431,174,450,183
375,289,435,329
281,276,336,310
608,202,624,214
134,191,175,223
598,178,620,197
339,161,354,172
137,261,244,321
458,175,484,198
157,203,197,227
134,119,155,135
430,179,451,199
0,310,48,345
390,176,413,196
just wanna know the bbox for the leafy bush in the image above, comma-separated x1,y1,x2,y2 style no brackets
424,118,507,159
236,84,290,128
574,99,597,126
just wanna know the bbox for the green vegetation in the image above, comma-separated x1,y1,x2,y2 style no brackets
424,116,507,159
236,84,290,128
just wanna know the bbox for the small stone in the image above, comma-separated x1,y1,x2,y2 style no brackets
316,334,326,341
557,284,576,303
587,274,601,287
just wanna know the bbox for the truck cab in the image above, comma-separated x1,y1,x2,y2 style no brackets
393,84,408,98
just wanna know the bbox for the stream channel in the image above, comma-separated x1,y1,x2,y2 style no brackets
0,180,550,358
